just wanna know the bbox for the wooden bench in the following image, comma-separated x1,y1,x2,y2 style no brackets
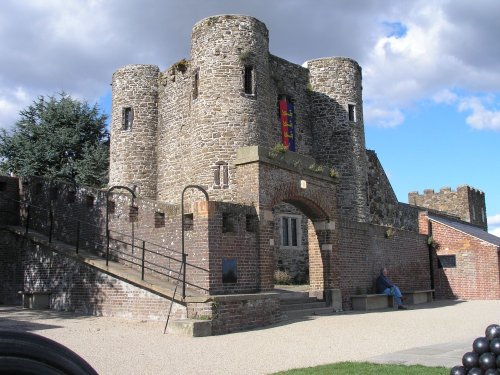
402,290,434,305
351,294,395,311
19,291,51,309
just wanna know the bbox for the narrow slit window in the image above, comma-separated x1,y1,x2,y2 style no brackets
192,69,199,100
348,104,356,122
244,66,255,95
222,213,234,233
122,107,133,130
213,162,229,189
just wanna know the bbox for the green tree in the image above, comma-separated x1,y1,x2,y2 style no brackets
0,93,109,187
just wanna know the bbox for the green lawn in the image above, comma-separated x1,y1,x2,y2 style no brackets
271,361,449,374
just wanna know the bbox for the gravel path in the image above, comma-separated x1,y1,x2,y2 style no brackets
1,300,499,374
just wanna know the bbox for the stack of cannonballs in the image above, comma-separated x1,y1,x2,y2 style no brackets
451,324,500,375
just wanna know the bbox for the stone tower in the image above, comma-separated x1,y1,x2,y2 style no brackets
408,185,488,230
155,15,274,203
109,64,159,198
307,58,369,221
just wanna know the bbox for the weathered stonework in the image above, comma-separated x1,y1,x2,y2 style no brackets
109,15,368,222
409,185,487,230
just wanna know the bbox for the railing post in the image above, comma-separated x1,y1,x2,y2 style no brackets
106,229,110,266
49,209,53,243
76,221,80,254
25,204,30,235
182,253,187,299
141,240,145,281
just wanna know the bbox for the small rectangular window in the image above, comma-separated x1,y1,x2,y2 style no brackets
348,104,356,122
280,215,301,248
222,213,234,233
438,255,456,268
155,212,165,228
107,201,116,215
183,213,194,231
222,259,237,284
244,66,254,95
122,107,133,130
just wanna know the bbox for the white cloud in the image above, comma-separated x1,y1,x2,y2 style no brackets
362,1,500,129
433,89,458,105
458,97,500,131
488,214,500,226
489,227,500,237
363,105,404,128
488,214,500,237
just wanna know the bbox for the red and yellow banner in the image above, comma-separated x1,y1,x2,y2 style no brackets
278,97,296,151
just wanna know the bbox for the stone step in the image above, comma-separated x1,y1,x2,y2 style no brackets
280,306,335,321
166,319,212,337
280,300,326,311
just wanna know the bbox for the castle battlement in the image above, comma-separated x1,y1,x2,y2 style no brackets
408,184,487,230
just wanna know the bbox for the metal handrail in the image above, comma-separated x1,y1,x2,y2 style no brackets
0,192,209,295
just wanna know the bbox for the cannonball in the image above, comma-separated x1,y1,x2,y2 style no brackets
479,352,496,370
463,351,479,369
467,368,484,375
490,338,500,355
450,365,467,375
474,337,490,355
485,324,500,341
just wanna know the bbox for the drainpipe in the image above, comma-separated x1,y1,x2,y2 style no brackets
427,220,435,293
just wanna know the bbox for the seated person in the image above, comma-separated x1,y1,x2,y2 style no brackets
376,267,407,310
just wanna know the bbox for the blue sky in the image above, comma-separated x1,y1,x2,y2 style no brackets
1,0,499,235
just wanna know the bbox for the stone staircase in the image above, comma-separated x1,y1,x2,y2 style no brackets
276,286,335,321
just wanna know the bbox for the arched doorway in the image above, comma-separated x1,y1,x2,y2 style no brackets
269,195,335,300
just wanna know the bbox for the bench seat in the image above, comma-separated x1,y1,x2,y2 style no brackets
351,294,395,311
402,290,434,305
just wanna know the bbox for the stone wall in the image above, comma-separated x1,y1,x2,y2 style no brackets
110,64,160,198
307,57,368,222
408,185,487,230
367,150,420,231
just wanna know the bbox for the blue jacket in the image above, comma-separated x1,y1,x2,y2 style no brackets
376,274,394,293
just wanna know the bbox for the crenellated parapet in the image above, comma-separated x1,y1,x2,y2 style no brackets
408,185,487,230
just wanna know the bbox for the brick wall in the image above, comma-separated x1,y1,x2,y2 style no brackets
0,228,186,320
429,220,500,300
337,219,431,308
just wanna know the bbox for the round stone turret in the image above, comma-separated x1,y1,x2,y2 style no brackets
155,15,274,202
110,64,159,198
307,57,369,221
